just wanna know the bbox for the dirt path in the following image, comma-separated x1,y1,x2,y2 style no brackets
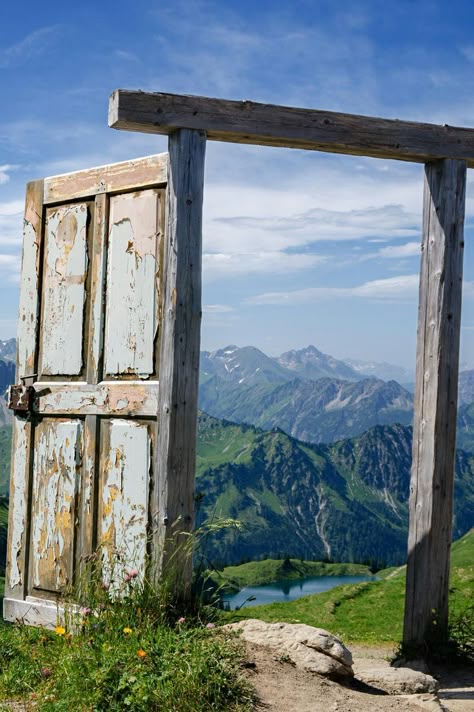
242,642,474,712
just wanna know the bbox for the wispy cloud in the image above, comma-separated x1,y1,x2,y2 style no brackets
0,26,60,69
362,241,421,261
0,200,24,246
248,274,474,305
246,274,420,305
0,165,16,185
203,251,324,280
203,304,235,314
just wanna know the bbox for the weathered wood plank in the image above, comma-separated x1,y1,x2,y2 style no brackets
40,204,89,376
4,419,31,600
4,596,66,628
99,420,150,587
30,420,83,593
104,189,162,378
87,193,108,383
5,180,44,604
109,90,474,166
403,159,466,646
16,180,44,379
33,381,158,416
152,129,206,593
44,153,168,204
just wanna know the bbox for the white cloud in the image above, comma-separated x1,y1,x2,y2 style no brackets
0,26,60,68
203,251,324,279
247,274,420,305
0,200,24,246
203,304,235,314
362,241,421,261
0,165,16,185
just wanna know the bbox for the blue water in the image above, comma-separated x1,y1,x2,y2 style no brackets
222,574,375,610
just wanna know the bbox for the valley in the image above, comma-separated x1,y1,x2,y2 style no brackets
0,341,473,577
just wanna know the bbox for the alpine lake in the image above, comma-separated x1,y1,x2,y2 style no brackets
222,574,376,610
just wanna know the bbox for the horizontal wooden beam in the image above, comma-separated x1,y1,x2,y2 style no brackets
109,90,474,166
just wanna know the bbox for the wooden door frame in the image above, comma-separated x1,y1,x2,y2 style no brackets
109,90,471,647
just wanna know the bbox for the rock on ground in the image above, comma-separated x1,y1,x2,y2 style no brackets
225,619,353,680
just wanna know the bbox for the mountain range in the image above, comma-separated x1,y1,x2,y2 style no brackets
195,413,474,568
199,345,474,451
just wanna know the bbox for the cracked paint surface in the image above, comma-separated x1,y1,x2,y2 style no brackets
37,382,158,416
41,204,89,375
8,420,29,589
104,190,161,378
100,420,150,586
31,420,83,592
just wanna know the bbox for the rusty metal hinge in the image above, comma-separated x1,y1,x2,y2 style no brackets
8,374,37,413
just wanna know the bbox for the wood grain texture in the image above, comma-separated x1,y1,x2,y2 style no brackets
104,189,162,378
30,420,83,593
109,90,474,166
403,159,466,646
99,420,150,588
40,204,89,376
152,129,206,593
5,180,44,602
86,193,108,384
34,381,158,416
44,153,168,204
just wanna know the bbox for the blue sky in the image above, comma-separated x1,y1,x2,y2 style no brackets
2,0,474,370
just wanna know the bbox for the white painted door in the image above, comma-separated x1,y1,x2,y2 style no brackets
4,154,168,625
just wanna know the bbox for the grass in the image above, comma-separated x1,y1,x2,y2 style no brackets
0,558,254,712
228,529,474,649
210,557,373,592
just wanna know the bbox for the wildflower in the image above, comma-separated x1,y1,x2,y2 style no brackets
123,627,133,635
124,568,139,582
137,649,147,658
177,617,186,624
80,606,91,617
41,668,52,679
55,626,66,636
206,623,216,629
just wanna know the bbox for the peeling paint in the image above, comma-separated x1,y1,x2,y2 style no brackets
17,220,40,376
41,204,89,375
36,382,158,416
31,420,83,592
8,421,29,589
104,190,161,377
100,420,150,586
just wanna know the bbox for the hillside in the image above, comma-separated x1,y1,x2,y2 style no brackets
195,414,474,567
199,375,414,445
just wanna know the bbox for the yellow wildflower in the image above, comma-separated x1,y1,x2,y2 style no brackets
123,627,133,635
55,626,66,636
137,648,147,658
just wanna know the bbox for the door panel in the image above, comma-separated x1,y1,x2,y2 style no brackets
30,419,83,593
104,189,162,378
99,419,151,584
40,204,90,377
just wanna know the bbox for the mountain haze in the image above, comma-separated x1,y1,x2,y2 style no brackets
199,375,414,445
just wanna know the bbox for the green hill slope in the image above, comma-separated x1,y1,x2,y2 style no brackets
195,414,474,567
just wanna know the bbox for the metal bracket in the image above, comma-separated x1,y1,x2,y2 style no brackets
8,374,37,413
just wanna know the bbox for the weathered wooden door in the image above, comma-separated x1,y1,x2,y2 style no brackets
4,155,170,626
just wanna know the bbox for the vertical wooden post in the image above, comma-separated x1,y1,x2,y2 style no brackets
152,129,207,595
4,180,44,606
403,159,466,647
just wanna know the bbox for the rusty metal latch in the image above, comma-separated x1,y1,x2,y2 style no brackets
8,374,37,413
